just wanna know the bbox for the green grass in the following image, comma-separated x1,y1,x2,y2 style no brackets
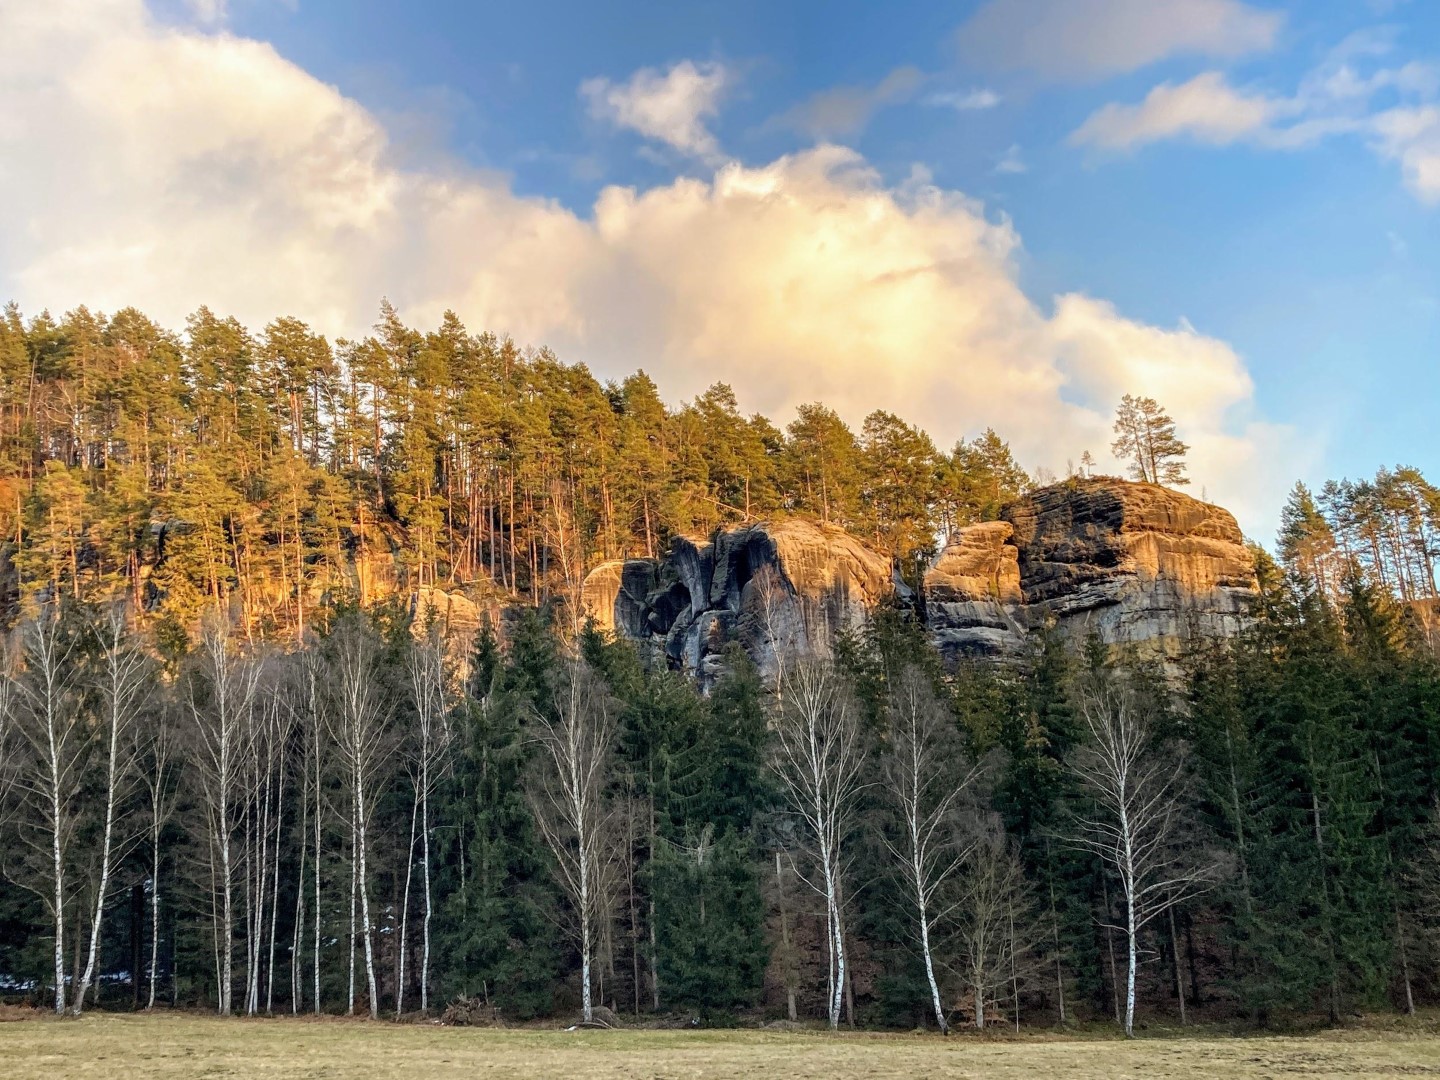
4,1012,1440,1078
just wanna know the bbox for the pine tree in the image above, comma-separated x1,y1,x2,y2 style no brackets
434,622,563,1017
1111,395,1189,486
653,827,768,1021
1278,482,1341,598
781,403,862,528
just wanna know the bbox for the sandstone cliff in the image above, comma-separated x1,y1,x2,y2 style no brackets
925,478,1257,659
582,519,896,681
582,478,1258,675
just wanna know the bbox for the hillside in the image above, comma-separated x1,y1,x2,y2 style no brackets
0,302,1027,639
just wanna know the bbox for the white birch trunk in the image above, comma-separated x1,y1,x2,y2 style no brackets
313,736,322,1015
74,633,131,1013
267,749,285,1014
420,760,433,1014
1067,687,1221,1041
357,765,379,1019
408,634,448,1017
148,821,161,1009
528,661,617,1028
396,795,417,1018
16,615,81,1016
770,660,866,1034
347,794,357,1015
48,762,65,1015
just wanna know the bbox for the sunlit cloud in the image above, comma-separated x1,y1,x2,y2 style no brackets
0,0,1306,533
1069,37,1440,203
580,60,731,162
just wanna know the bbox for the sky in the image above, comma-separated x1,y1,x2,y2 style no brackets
1,0,1437,541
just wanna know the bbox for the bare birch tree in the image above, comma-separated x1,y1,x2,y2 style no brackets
0,647,15,826
770,659,866,1030
1067,686,1223,1037
11,608,85,1014
880,666,980,1034
73,606,151,1013
290,649,327,1015
406,628,451,1014
528,660,618,1024
955,815,1041,1029
325,617,392,1019
135,698,179,1009
241,676,287,1016
186,616,261,1015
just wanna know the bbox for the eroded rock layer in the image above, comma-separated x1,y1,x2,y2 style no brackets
583,519,897,682
581,478,1259,677
925,478,1257,659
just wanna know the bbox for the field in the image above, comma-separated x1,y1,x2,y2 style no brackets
5,1014,1440,1079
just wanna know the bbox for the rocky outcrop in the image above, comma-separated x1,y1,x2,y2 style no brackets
581,478,1259,677
411,586,485,639
583,519,897,682
924,521,1027,658
924,478,1257,659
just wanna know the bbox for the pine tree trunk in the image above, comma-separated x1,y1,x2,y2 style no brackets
775,853,797,1022
1102,877,1120,1026
1169,907,1187,1025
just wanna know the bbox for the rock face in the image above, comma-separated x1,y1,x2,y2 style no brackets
411,586,485,639
924,521,1028,658
583,519,896,682
581,478,1259,677
925,478,1257,659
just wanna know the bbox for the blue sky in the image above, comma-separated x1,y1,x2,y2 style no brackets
4,0,1439,538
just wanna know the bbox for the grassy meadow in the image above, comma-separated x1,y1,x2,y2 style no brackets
4,1012,1440,1079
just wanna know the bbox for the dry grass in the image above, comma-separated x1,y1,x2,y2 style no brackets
3,1012,1440,1079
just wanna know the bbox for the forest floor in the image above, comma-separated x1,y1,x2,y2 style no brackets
5,1011,1440,1078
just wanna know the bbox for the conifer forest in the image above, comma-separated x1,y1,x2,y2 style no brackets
1,300,1440,1036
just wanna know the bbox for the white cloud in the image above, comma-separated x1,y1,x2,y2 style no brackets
923,88,1002,111
1069,39,1440,202
995,143,1027,174
580,60,730,161
184,0,227,23
1070,72,1282,149
771,67,924,140
956,0,1282,82
0,1,1302,534
1370,105,1440,202
774,73,1000,142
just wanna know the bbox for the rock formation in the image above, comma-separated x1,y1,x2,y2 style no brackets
582,477,1259,677
925,478,1257,660
411,586,486,640
582,519,896,682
